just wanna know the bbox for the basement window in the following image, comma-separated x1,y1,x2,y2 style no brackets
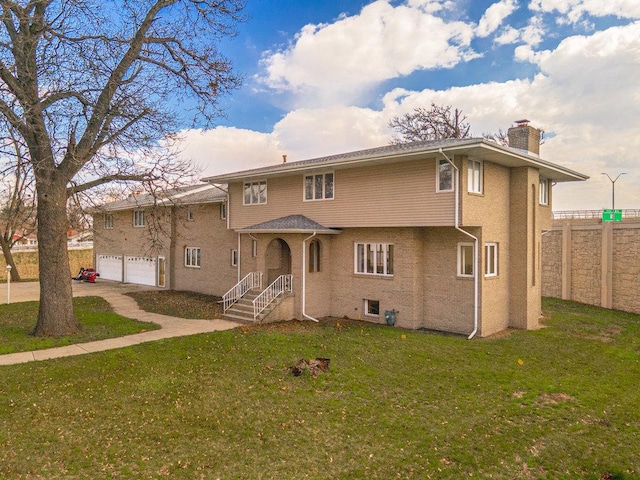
365,299,380,317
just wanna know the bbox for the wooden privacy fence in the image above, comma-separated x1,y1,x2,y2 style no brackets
542,218,640,315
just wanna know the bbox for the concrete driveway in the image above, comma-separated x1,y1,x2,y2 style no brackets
0,280,240,365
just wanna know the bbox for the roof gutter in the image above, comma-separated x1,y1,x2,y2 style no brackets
301,231,319,323
439,148,479,340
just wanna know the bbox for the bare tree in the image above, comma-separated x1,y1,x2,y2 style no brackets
389,103,472,144
0,0,244,336
483,129,510,147
0,126,36,281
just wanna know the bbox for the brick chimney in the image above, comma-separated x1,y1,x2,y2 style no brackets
507,119,541,156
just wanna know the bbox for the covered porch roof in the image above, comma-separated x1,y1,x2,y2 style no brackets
236,215,341,234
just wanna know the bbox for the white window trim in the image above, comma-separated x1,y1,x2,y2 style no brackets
220,202,227,219
252,239,258,257
243,180,267,205
354,242,394,277
485,243,498,277
231,249,238,267
133,210,145,228
157,257,166,288
184,247,201,268
457,242,475,277
364,299,380,317
539,178,549,206
303,171,335,201
467,159,483,194
104,213,114,229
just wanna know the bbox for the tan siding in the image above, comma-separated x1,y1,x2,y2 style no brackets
229,158,455,229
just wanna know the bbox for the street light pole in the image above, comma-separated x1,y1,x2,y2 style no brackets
601,172,626,211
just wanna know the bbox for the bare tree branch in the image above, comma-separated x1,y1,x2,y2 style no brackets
389,103,472,144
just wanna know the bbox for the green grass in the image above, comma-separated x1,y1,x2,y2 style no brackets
126,290,222,319
0,297,160,355
1,297,639,479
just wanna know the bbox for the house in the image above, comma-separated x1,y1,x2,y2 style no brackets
201,122,587,337
92,184,236,295
94,122,588,337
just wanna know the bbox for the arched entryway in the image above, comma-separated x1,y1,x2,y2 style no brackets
265,238,291,284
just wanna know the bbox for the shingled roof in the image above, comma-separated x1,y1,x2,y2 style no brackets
95,184,227,212
202,137,588,183
237,215,341,234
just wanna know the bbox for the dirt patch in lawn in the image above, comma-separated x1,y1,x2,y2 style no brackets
537,392,575,405
126,290,222,319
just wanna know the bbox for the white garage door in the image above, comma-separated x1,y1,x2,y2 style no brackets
96,255,123,282
124,256,157,286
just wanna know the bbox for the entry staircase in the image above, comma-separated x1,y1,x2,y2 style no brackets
222,273,293,324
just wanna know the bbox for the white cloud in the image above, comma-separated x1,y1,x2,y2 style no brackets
272,106,389,160
176,127,284,178
494,26,520,44
530,0,640,23
476,0,518,37
258,0,478,104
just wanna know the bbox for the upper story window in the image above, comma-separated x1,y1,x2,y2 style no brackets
220,202,227,219
539,178,549,205
104,213,114,229
437,159,453,192
184,247,201,268
187,207,194,221
485,243,498,277
133,210,145,227
468,159,482,194
243,181,267,205
304,172,334,201
457,242,474,277
355,242,394,276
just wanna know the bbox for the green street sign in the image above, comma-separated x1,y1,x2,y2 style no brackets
602,209,623,222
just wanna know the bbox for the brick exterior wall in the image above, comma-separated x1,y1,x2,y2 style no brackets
542,218,640,315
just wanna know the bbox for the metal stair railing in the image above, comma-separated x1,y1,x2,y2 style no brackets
222,272,263,312
253,274,293,320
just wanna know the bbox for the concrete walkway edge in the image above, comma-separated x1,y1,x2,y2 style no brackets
0,281,240,366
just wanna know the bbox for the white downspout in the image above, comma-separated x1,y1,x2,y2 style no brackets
439,148,479,339
237,232,241,282
302,231,319,322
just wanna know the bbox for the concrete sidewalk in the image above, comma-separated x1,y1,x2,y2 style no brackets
0,281,240,366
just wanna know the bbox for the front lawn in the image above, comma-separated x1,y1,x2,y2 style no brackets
0,297,160,355
1,298,639,479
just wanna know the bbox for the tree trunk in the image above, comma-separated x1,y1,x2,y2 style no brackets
0,239,22,282
32,181,80,337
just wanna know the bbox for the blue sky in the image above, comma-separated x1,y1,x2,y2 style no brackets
176,0,640,210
